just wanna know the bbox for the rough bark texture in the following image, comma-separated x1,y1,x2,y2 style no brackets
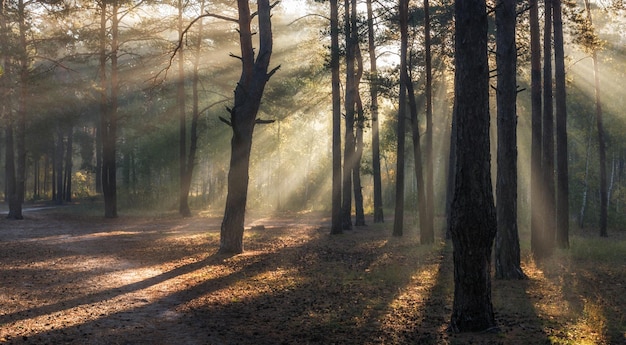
366,0,384,224
393,0,408,238
495,0,526,280
330,0,343,234
553,0,569,248
220,0,275,254
529,0,543,259
449,0,497,332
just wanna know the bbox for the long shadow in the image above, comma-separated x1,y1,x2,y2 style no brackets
4,220,434,344
413,244,552,344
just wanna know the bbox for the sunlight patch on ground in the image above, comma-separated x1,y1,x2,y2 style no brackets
523,258,609,344
0,254,233,341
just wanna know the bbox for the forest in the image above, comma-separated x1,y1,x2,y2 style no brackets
1,0,625,343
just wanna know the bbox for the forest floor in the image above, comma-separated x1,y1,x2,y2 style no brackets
0,206,625,345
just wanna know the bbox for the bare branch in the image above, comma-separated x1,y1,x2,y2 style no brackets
267,64,281,80
255,119,275,125
219,116,233,127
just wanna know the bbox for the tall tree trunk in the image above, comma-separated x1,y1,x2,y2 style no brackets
330,0,343,234
529,0,543,258
449,0,497,332
8,0,28,219
341,0,357,230
220,0,276,254
495,0,526,279
184,0,206,216
353,20,366,227
100,0,118,218
393,0,409,237
5,118,18,218
406,74,428,243
583,0,607,237
366,0,384,223
423,0,435,243
554,0,569,248
178,0,191,217
542,0,555,255
445,98,457,240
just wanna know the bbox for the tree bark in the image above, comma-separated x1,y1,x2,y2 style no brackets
554,0,569,248
529,0,544,258
423,0,435,243
393,0,409,237
542,0,555,255
220,0,276,254
330,0,343,234
449,0,498,332
366,0,384,224
341,0,357,230
178,0,191,217
353,21,366,227
495,0,526,279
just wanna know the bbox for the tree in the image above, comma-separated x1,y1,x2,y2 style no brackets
99,0,119,219
366,0,384,223
422,0,435,244
449,0,498,332
393,0,409,237
495,0,526,279
542,0,556,255
330,0,343,234
219,0,279,254
341,0,358,230
554,0,569,248
529,0,544,259
177,0,191,217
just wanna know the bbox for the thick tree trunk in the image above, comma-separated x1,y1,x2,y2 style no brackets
366,0,384,224
495,0,526,280
554,0,569,248
423,0,435,243
541,0,555,256
449,0,498,332
393,0,409,237
330,0,343,234
529,0,543,258
220,0,275,254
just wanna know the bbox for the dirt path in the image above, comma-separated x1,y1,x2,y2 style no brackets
1,210,624,344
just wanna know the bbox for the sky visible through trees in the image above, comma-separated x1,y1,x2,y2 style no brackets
1,0,626,340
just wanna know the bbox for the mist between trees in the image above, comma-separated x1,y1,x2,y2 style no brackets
0,0,623,244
